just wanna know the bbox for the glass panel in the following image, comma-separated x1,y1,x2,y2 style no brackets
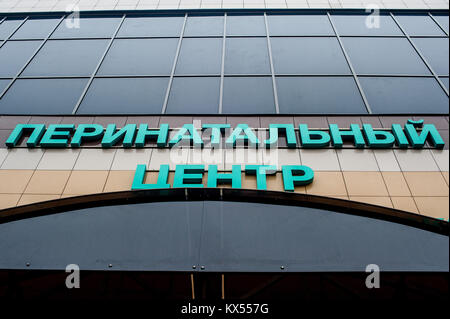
268,14,334,36
394,14,446,36
360,77,449,114
0,78,87,114
440,77,449,90
225,38,270,74
98,38,178,76
167,77,220,114
412,38,449,76
0,40,41,77
51,17,122,38
271,37,350,74
222,77,275,114
175,38,222,75
184,15,224,36
432,14,449,34
0,79,10,93
277,77,366,114
342,37,430,75
331,14,402,36
226,15,266,36
78,78,168,114
22,39,109,76
117,16,184,37
11,17,61,39
0,18,24,40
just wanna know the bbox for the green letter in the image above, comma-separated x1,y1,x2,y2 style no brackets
207,164,242,188
264,124,297,148
71,124,104,147
404,119,445,149
245,165,277,190
135,123,169,148
362,124,395,148
282,165,314,191
169,124,203,148
5,124,46,147
202,124,230,148
391,124,410,148
102,124,137,148
299,124,330,148
226,124,259,147
173,165,205,188
40,124,75,148
131,164,170,190
329,124,365,148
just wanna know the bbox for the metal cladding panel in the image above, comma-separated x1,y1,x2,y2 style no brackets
0,200,448,272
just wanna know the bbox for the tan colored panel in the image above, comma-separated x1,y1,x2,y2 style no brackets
306,172,347,196
414,197,450,220
0,170,34,194
442,172,449,186
404,172,449,197
104,171,135,192
18,194,61,206
391,197,419,214
24,170,71,194
381,172,411,197
349,196,393,208
343,172,389,196
0,194,21,210
63,171,109,195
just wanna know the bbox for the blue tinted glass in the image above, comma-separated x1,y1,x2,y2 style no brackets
432,14,449,34
167,77,220,114
332,14,402,36
360,77,449,114
412,38,449,76
78,78,168,114
342,37,430,75
271,37,350,74
0,79,10,93
23,39,109,76
394,14,446,36
440,77,449,90
277,77,366,114
12,17,60,39
98,38,178,76
184,15,224,36
226,15,266,36
225,38,270,74
0,40,41,77
118,16,184,37
223,77,275,114
51,17,121,38
175,38,222,75
268,14,334,36
0,79,87,114
0,19,23,39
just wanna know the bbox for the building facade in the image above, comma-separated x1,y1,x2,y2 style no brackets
0,0,448,300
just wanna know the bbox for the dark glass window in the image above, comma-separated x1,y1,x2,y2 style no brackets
98,38,178,75
342,37,430,75
440,77,449,90
432,14,449,33
0,79,10,93
271,37,350,74
175,38,222,75
0,40,41,77
226,15,266,36
0,18,23,39
117,16,184,37
51,17,122,38
0,78,87,114
268,14,334,36
225,38,270,74
394,14,446,36
360,77,449,114
11,17,61,39
412,38,449,75
184,15,224,36
331,14,402,36
166,77,220,114
222,77,275,114
78,78,168,114
277,77,366,114
22,39,109,76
